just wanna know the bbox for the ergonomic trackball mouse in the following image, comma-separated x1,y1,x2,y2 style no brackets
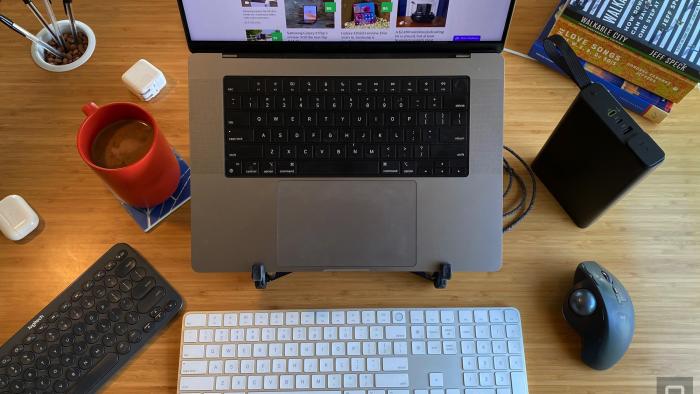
563,261,635,370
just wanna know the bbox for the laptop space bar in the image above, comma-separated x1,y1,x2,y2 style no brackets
298,161,379,176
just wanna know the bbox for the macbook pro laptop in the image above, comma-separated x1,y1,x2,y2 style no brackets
177,0,515,274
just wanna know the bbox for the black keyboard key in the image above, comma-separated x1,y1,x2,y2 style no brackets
431,144,467,159
410,96,425,110
351,112,366,127
224,77,249,93
314,146,330,159
252,113,267,126
136,287,165,314
452,111,468,126
386,79,400,93
436,78,450,93
389,129,403,143
299,145,313,159
287,113,300,126
331,145,346,159
401,161,417,175
359,96,373,110
452,167,468,176
377,96,391,110
244,161,259,175
323,129,338,143
386,113,400,126
66,353,118,394
401,112,417,126
422,127,437,143
335,79,350,93
225,94,241,109
439,127,467,143
318,79,333,93
436,111,450,126
284,78,299,94
305,129,321,142
364,145,379,159
394,96,408,110
402,79,417,93
243,95,259,110
368,112,384,126
453,77,469,95
352,79,367,93
300,78,316,93
415,144,429,159
254,129,271,142
419,79,434,93
281,146,296,159
381,161,400,175
298,161,379,176
318,112,334,126
272,130,288,142
368,79,383,93
336,113,350,126
269,113,284,126
397,145,412,159
348,144,363,159
354,129,370,143
226,144,262,160
277,161,297,175
419,111,434,126
251,79,266,93
226,128,253,143
381,145,396,159
225,112,249,129
290,130,304,142
339,130,353,142
444,95,468,110
372,130,387,143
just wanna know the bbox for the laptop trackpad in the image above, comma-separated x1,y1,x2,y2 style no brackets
277,181,417,269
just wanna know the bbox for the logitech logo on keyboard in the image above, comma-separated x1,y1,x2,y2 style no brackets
27,314,44,331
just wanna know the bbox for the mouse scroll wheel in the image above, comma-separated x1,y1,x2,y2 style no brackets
601,270,613,284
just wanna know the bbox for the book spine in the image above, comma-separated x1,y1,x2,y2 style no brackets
550,15,696,102
562,2,700,83
529,40,671,123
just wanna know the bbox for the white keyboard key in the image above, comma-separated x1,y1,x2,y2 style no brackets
375,373,410,388
324,327,338,340
312,374,326,388
265,375,279,389
320,358,334,372
386,326,407,339
370,326,384,340
317,311,330,324
355,326,369,340
383,357,408,371
351,357,366,372
232,375,246,389
504,309,520,323
278,327,292,341
491,325,506,339
343,373,358,388
184,314,207,327
289,359,302,372
425,311,440,324
316,342,330,356
394,341,408,355
363,341,377,355
430,389,444,394
410,310,424,324
506,325,521,338
489,310,505,323
478,356,494,370
273,359,287,373
208,359,223,373
301,342,315,356
446,389,459,394
246,328,261,341
336,357,350,371
460,326,475,339
280,375,294,389
231,328,245,341
474,310,489,323
442,341,457,355
392,311,406,323
239,313,253,326
332,342,346,356
427,341,441,355
479,372,494,386
462,357,477,370
255,312,269,326
379,342,393,355
340,327,353,340
262,327,276,341
183,330,198,343
328,374,342,389
440,310,455,324
509,356,524,370
224,313,238,326
248,375,263,389
411,326,425,339
511,372,528,394
182,345,205,358
360,374,374,388
304,358,319,372
367,357,381,371
269,343,282,357
180,376,214,391
470,389,496,394
199,329,213,342
347,311,361,324
181,360,207,374
391,390,409,394
463,372,478,387
225,359,239,373
442,326,456,339
257,359,271,373
427,326,441,339
508,341,523,354
476,326,490,339
461,341,476,354
286,312,300,325
215,329,229,342
458,310,474,323
241,360,254,373
415,390,428,394
208,314,222,326
494,356,508,370
492,341,507,354
216,375,231,390
429,373,443,387
205,344,220,358
309,327,323,340
238,344,252,357
271,312,284,325
302,312,315,325
332,311,345,324
477,341,491,354
348,342,361,355
495,372,510,386
377,311,391,323
411,341,426,355
362,311,376,324
285,343,299,356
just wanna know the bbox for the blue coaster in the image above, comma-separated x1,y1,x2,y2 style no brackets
120,151,191,232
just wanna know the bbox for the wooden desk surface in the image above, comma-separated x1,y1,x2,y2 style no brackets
1,0,699,392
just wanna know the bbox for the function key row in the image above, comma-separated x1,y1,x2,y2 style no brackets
224,77,469,95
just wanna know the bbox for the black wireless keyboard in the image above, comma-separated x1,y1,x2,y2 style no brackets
223,76,470,177
0,244,183,393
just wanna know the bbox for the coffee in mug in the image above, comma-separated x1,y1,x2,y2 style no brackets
90,119,154,169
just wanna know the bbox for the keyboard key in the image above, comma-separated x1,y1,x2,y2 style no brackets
180,376,214,390
375,374,410,388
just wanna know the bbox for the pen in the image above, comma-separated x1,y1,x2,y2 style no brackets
62,0,80,45
23,0,63,47
43,0,67,50
0,14,65,58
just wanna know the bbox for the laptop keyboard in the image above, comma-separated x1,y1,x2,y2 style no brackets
223,76,470,177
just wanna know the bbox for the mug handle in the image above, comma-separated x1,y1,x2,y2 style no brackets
82,102,99,117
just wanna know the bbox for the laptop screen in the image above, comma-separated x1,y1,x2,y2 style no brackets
180,0,513,45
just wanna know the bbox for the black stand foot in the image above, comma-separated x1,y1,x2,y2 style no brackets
412,263,452,289
251,263,292,289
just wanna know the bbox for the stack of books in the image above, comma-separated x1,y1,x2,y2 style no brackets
529,0,700,123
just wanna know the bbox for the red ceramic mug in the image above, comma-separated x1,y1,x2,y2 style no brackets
77,102,180,208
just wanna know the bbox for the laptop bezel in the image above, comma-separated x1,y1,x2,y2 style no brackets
176,0,517,54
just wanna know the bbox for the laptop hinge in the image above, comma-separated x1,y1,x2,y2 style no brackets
222,53,471,59
456,53,471,58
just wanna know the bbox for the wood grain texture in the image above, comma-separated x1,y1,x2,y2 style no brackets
1,0,699,392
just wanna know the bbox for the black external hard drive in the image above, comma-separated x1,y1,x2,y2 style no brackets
532,83,665,228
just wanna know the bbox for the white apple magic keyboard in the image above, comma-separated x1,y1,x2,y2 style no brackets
177,308,528,394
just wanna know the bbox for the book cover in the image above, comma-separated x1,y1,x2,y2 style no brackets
529,0,672,122
551,15,697,102
563,0,700,83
